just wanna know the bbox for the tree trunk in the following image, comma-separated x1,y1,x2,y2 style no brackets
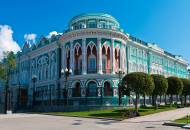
185,95,187,106
152,95,157,107
164,95,167,105
180,95,182,106
160,95,162,104
154,96,157,107
135,94,139,112
152,96,154,106
143,94,146,107
170,95,173,105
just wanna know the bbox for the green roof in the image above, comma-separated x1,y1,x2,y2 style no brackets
70,13,119,25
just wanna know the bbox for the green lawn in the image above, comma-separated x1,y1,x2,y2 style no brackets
175,117,189,124
45,105,177,120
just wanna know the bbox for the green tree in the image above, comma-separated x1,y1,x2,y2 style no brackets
0,51,16,113
167,77,183,105
122,72,154,112
151,74,168,107
180,78,190,106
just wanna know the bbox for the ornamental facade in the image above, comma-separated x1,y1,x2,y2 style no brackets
9,13,188,110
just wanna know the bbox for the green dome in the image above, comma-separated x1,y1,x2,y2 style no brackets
69,13,120,31
70,13,119,25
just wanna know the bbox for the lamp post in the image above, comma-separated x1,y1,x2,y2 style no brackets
61,68,72,106
116,68,125,106
32,75,37,107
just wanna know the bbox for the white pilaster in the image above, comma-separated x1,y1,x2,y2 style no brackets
98,38,102,74
120,44,123,70
70,41,74,75
61,45,66,72
122,44,127,73
111,39,115,74
82,39,87,75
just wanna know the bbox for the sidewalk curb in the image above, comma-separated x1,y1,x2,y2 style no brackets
163,122,190,129
42,113,124,121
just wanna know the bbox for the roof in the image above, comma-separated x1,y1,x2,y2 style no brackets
69,13,119,25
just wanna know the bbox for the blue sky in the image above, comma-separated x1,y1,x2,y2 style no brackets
0,0,190,63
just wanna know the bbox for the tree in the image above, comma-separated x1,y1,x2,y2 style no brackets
180,78,190,106
151,74,168,107
167,77,183,105
0,51,16,113
122,72,154,112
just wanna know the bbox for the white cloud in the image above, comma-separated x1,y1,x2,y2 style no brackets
0,25,21,60
47,31,62,38
24,33,37,43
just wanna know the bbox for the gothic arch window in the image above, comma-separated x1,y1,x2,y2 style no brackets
74,44,82,75
104,81,113,97
114,46,120,72
87,42,97,73
87,81,97,97
72,82,81,97
102,43,111,74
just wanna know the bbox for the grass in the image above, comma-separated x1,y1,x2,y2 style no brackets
175,117,189,124
45,105,177,120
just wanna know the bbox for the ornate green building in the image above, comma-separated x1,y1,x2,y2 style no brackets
9,13,188,111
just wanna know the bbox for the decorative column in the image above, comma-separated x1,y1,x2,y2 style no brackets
82,39,87,75
70,41,74,75
81,80,86,97
120,44,123,70
122,46,126,73
111,39,115,74
98,38,102,74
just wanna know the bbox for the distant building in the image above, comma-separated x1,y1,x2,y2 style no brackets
9,13,189,111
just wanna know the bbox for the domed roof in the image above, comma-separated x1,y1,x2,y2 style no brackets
69,13,120,26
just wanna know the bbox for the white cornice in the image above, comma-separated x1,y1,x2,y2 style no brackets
60,29,128,44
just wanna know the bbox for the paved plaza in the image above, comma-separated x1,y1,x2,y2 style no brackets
0,108,190,130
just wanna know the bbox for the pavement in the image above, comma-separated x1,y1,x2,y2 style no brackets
0,107,190,130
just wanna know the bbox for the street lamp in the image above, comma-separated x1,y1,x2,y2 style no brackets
32,75,37,107
116,68,125,106
61,68,72,106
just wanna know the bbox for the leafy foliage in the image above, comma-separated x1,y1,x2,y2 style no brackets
167,77,183,95
151,74,168,96
122,72,155,112
181,78,190,96
123,72,155,96
0,51,16,80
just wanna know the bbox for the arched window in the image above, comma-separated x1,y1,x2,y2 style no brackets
74,45,82,75
72,82,81,97
87,20,97,28
102,44,111,74
87,43,97,73
87,81,97,97
104,81,113,96
115,47,120,72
